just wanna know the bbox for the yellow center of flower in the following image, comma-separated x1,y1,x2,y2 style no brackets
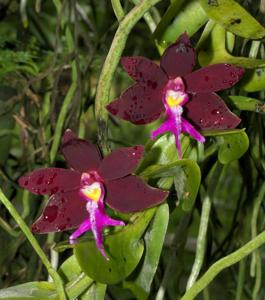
166,91,186,107
81,182,101,202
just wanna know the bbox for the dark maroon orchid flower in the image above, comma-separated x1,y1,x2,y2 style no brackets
19,130,168,259
107,33,245,158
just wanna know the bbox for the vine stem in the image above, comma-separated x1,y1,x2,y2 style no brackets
111,0,124,21
94,0,162,153
180,229,265,300
0,189,67,300
50,26,77,163
186,194,211,290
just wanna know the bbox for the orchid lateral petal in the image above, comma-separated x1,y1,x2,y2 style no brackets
61,137,102,172
121,56,168,89
105,175,169,213
106,84,164,125
185,93,241,130
160,33,196,79
31,191,87,233
98,146,144,180
19,168,81,195
184,64,245,93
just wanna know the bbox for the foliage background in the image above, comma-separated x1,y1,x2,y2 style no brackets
0,0,264,299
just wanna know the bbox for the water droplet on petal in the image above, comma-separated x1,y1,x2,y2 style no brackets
43,205,58,223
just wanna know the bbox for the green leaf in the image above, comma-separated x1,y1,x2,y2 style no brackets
199,0,265,39
74,209,156,284
124,203,169,300
141,160,201,211
228,96,265,113
81,283,106,300
59,255,83,282
239,68,265,92
198,24,265,68
202,128,246,137
154,0,208,52
217,131,249,164
0,282,57,300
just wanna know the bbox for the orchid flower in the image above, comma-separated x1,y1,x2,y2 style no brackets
107,33,245,158
19,130,168,259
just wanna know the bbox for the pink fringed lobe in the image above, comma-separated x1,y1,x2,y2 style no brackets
70,182,125,259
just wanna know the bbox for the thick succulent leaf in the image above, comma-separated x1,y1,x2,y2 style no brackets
82,283,106,300
217,131,249,164
31,190,87,233
0,282,57,300
200,0,265,39
107,84,164,125
184,64,244,93
198,24,265,68
141,159,201,211
74,208,156,284
185,92,241,130
240,68,265,92
202,128,245,136
61,137,101,172
121,56,167,89
154,0,208,52
105,175,168,213
124,203,169,298
59,255,83,282
228,96,265,113
160,33,196,78
18,168,81,195
98,146,144,180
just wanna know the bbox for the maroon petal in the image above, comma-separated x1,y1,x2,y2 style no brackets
19,168,81,195
98,146,144,180
31,191,87,233
121,56,167,89
105,175,169,213
106,84,164,125
184,64,245,93
62,129,77,145
185,92,241,130
160,33,196,79
61,136,102,172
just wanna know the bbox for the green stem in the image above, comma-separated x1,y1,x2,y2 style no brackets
111,0,125,21
50,27,77,163
235,259,246,300
186,194,211,290
0,188,67,300
94,0,162,153
250,183,265,275
181,230,265,300
131,0,157,32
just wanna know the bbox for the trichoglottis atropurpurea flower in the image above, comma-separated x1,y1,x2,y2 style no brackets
19,129,168,259
106,33,245,159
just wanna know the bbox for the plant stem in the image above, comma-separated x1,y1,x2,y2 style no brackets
186,194,211,290
94,0,162,153
50,27,77,163
131,0,157,32
0,188,67,300
235,259,246,300
111,0,125,22
180,230,265,300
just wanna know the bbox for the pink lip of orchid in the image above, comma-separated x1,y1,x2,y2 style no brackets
106,32,245,159
18,129,168,259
